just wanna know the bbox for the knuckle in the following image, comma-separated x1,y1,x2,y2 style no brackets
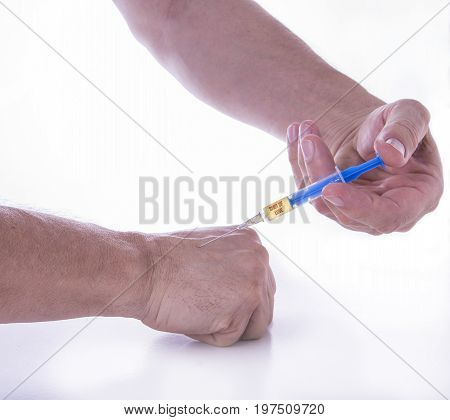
242,227,259,241
398,98,430,123
378,219,401,234
378,219,395,233
256,244,270,262
398,98,421,108
397,223,415,233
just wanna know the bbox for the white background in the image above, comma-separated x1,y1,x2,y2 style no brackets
0,0,449,399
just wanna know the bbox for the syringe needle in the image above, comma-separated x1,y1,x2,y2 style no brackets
197,214,264,248
197,225,243,248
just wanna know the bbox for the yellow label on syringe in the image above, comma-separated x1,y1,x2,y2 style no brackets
262,196,293,221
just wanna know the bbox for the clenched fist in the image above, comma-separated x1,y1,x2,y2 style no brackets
138,227,275,346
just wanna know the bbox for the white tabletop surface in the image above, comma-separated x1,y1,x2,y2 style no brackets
0,0,449,399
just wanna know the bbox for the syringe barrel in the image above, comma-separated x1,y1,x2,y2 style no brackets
288,155,384,208
288,172,342,208
262,155,384,221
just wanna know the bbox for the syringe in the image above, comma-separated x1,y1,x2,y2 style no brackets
198,155,385,248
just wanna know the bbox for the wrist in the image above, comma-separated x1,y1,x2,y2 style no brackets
101,231,159,321
270,64,383,146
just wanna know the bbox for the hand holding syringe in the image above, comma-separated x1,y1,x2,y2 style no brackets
199,155,384,247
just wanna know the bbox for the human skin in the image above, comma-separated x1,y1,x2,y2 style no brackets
0,206,274,346
287,111,442,234
113,0,443,233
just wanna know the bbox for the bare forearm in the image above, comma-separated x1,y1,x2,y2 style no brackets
0,206,149,323
114,0,382,140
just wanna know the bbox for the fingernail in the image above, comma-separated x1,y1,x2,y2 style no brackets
386,138,405,157
287,124,299,143
324,195,345,207
301,139,314,163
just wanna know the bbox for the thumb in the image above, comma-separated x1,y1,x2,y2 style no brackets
374,99,430,167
